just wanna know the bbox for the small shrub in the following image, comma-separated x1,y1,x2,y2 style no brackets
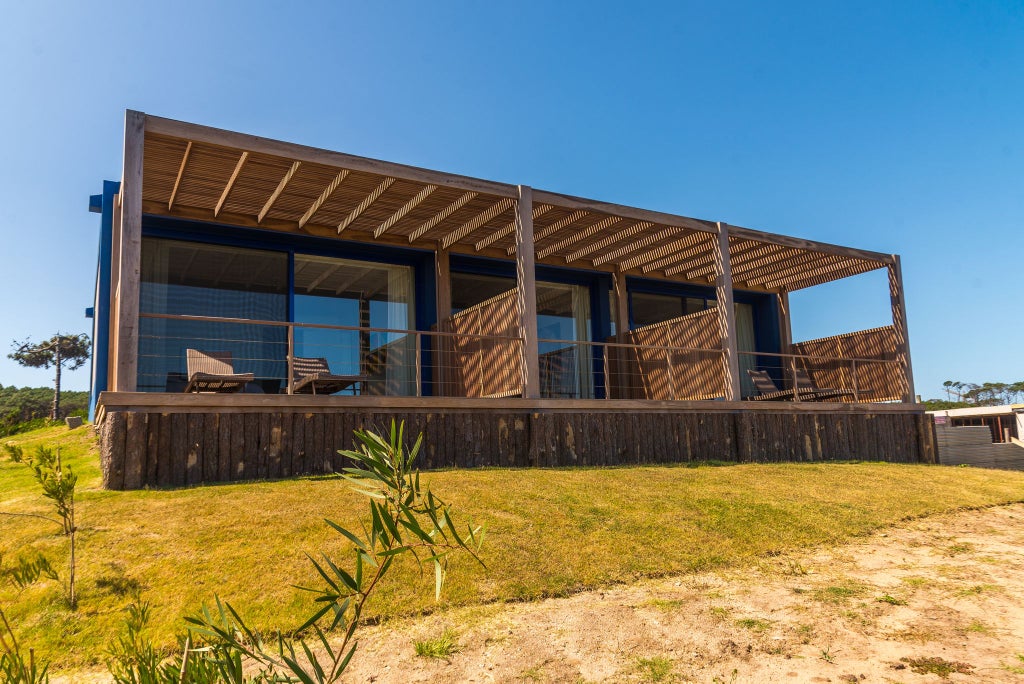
3,443,23,462
636,656,674,682
900,656,973,678
413,628,460,659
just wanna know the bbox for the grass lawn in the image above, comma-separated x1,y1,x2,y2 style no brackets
2,423,1023,673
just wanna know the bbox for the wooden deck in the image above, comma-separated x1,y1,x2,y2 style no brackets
96,393,937,490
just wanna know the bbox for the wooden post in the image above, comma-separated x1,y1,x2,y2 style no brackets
435,248,452,320
286,325,295,395
888,255,916,403
514,185,541,398
714,222,741,401
777,290,792,353
115,110,145,392
613,271,630,342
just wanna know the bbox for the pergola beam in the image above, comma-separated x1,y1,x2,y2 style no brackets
618,231,706,272
214,151,249,218
440,197,515,249
374,184,437,238
258,161,300,223
167,141,192,211
640,239,713,273
299,170,349,230
741,251,836,286
564,221,652,263
407,191,477,243
533,210,589,243
757,254,858,290
595,227,678,267
499,204,556,254
338,177,395,233
535,215,622,260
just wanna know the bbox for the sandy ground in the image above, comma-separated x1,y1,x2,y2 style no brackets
53,504,1024,682
339,504,1024,683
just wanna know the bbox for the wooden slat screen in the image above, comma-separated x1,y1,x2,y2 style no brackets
791,326,906,402
607,308,724,400
435,289,522,397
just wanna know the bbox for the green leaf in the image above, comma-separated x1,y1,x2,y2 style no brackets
324,519,369,553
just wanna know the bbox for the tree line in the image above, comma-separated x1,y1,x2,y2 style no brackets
938,380,1024,407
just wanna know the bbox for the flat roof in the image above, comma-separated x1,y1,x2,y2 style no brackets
134,111,893,292
928,404,1024,418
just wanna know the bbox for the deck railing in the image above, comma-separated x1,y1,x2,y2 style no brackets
137,312,905,402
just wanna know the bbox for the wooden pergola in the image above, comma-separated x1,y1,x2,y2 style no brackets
109,110,914,402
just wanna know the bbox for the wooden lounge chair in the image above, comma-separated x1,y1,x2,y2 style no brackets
793,368,855,402
184,349,254,393
746,369,813,402
290,356,367,395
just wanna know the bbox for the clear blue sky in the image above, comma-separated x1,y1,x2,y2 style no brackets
0,1,1021,398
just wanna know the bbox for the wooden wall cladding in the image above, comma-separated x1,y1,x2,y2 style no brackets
99,404,937,490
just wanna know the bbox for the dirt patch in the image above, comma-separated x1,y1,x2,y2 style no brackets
340,504,1024,682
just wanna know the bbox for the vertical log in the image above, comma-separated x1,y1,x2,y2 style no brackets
514,185,541,398
714,223,741,401
114,110,144,391
123,412,147,489
888,256,916,403
101,412,127,490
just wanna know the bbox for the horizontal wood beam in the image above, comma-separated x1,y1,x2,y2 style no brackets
618,231,706,272
167,141,192,211
407,191,477,243
564,221,652,263
214,151,249,218
535,215,621,260
299,170,348,230
337,177,395,233
499,205,556,254
258,161,300,223
726,224,894,264
532,188,716,234
145,113,518,198
374,184,437,238
533,210,589,243
747,253,845,288
640,240,713,273
594,227,678,267
440,197,515,249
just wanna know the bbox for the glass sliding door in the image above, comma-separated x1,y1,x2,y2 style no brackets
138,238,288,392
293,255,416,396
537,281,593,398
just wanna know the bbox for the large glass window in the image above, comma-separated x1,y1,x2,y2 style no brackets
293,255,416,396
537,282,593,399
139,238,288,392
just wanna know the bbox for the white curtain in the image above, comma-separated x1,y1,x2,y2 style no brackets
384,265,415,396
735,303,757,398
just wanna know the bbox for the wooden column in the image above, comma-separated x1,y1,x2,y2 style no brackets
777,289,792,352
714,222,741,401
108,194,123,390
514,185,540,398
435,248,451,320
888,255,916,403
115,110,145,392
613,271,630,342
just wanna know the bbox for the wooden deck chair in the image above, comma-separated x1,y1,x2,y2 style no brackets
290,356,367,395
793,368,855,402
184,349,254,393
745,369,809,401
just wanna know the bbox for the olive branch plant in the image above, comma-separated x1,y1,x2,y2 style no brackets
175,420,486,683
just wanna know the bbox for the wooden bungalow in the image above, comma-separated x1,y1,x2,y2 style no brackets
90,111,936,489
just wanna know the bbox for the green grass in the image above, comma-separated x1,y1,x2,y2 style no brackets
3,424,1024,674
413,627,460,658
635,656,674,682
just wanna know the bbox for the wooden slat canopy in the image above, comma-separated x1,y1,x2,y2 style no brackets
139,114,893,292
